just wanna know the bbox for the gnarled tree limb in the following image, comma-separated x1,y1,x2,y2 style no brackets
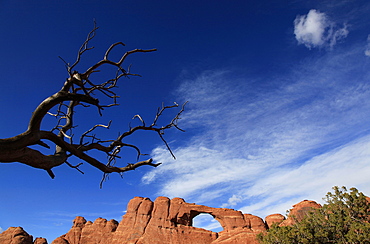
0,24,186,184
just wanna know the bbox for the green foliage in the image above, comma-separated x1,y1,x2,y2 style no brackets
257,186,370,244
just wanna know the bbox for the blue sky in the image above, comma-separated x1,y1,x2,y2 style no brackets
1,0,370,241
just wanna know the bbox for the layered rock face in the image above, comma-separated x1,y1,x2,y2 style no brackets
0,197,323,244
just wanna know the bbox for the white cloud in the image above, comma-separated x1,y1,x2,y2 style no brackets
294,9,328,47
365,34,370,57
294,9,349,49
221,194,243,208
0,227,3,233
142,47,370,218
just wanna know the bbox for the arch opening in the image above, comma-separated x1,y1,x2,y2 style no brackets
192,213,223,232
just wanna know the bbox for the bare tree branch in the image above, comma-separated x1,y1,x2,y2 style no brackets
0,23,187,184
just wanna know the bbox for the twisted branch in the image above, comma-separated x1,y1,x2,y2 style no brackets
0,23,186,185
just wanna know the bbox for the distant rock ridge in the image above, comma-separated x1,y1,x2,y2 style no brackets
0,197,322,244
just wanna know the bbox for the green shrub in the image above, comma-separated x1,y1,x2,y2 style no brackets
257,186,370,244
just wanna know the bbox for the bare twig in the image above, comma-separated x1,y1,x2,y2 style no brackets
65,161,84,175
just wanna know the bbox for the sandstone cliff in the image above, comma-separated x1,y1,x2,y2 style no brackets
0,197,321,244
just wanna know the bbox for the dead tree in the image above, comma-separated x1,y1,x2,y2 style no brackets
0,23,186,185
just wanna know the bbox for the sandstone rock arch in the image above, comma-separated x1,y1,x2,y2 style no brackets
50,196,267,244
166,197,250,231
113,196,266,243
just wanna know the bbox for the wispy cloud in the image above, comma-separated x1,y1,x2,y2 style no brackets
142,45,370,218
0,227,3,233
365,35,370,57
239,135,370,217
42,211,123,218
36,210,124,229
221,194,243,208
294,9,349,49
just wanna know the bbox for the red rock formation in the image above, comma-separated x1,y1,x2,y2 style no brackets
279,200,322,226
50,237,68,244
264,214,285,228
0,227,33,244
51,196,265,244
244,214,266,232
34,238,48,244
50,216,118,244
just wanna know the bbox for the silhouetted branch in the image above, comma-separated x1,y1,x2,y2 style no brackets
0,23,186,184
